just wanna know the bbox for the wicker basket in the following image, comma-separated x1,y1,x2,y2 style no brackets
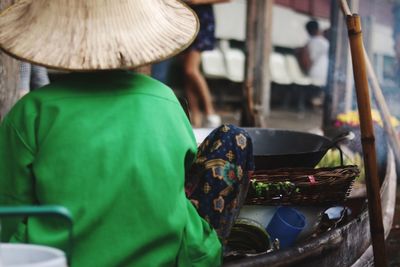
246,165,360,206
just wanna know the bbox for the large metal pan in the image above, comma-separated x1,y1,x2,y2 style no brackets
192,128,347,170
244,128,346,170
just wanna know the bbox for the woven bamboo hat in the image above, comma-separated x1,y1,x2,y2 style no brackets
0,0,198,71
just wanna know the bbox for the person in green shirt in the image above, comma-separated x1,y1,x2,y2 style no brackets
0,1,254,266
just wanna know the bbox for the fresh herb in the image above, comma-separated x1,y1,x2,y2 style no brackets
251,179,300,197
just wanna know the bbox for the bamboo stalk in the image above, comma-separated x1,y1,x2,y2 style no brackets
340,1,388,266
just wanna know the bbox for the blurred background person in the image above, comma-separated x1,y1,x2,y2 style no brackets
182,0,229,128
304,19,329,107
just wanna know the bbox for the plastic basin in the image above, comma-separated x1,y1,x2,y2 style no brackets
0,244,67,267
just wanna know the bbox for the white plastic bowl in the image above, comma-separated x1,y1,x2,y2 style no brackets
0,244,67,267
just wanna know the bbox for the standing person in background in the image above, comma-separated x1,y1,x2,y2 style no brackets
19,62,50,98
182,0,229,128
304,19,329,107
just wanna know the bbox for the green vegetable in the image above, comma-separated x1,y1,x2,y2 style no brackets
251,180,300,197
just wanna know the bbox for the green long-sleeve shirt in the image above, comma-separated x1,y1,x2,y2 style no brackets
0,71,221,267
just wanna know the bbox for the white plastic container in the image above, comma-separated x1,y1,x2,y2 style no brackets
0,244,67,267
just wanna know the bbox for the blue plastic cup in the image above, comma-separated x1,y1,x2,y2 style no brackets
266,206,306,249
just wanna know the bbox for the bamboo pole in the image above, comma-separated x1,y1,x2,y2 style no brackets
339,1,388,266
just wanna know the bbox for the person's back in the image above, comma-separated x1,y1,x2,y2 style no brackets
0,1,226,265
0,72,222,266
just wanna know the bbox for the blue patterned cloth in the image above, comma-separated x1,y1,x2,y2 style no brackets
189,4,216,51
186,124,255,242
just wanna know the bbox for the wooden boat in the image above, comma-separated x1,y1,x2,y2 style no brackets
224,149,397,267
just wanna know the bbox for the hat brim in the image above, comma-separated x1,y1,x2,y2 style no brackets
0,0,199,71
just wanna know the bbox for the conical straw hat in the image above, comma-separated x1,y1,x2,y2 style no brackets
0,0,198,71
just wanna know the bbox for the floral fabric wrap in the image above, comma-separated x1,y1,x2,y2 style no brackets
186,124,255,241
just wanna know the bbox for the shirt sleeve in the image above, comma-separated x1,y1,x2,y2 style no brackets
0,118,36,242
177,200,222,266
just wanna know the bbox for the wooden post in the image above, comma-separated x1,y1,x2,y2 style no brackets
343,0,359,113
323,0,339,129
241,0,273,127
257,0,273,127
341,1,388,265
323,0,349,129
0,0,19,121
241,0,256,127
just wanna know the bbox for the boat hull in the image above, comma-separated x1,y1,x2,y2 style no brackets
224,150,396,267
